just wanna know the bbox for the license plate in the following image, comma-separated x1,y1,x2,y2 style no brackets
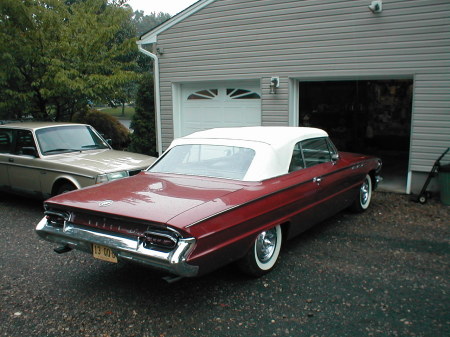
93,244,118,263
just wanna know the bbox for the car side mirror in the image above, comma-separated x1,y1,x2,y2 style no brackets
331,153,339,161
106,139,112,146
22,147,37,157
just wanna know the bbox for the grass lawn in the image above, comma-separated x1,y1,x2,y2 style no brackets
99,106,135,120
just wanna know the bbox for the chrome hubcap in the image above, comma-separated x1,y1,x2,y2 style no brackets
360,179,369,205
256,228,277,263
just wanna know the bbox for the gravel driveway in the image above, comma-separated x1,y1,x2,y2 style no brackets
1,192,449,337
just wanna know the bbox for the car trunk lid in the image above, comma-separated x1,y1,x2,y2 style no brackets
45,172,245,227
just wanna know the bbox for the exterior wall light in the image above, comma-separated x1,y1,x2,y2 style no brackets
368,0,382,13
270,76,279,94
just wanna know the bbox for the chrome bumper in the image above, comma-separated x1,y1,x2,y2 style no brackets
35,217,198,277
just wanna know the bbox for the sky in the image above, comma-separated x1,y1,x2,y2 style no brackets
126,0,199,16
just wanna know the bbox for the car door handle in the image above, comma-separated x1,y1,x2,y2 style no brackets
313,177,322,184
8,158,14,163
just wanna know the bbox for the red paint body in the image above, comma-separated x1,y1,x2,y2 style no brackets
46,151,379,276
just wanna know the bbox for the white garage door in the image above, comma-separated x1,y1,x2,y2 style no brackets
179,82,261,136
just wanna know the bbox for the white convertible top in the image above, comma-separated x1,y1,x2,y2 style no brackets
182,127,327,150
166,127,330,181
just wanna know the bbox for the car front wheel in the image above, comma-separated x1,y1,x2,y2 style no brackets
351,174,372,212
56,182,76,195
238,225,282,277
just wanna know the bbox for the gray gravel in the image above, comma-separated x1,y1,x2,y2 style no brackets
0,192,449,337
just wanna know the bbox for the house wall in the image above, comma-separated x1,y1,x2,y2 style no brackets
155,0,450,183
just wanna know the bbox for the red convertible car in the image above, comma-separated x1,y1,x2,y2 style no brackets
36,127,382,279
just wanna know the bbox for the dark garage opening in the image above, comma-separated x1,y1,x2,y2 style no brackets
299,79,413,192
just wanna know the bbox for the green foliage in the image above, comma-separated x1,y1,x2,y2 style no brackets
0,0,139,121
1,0,169,153
131,10,171,37
129,10,171,73
72,108,130,150
128,73,156,156
101,106,135,119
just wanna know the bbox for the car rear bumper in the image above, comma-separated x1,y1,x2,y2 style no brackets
35,217,198,277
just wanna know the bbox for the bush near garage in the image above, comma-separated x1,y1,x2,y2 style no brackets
128,73,157,156
72,109,130,150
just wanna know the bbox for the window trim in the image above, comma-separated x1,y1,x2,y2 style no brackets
289,137,336,172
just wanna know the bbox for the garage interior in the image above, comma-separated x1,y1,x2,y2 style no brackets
299,79,413,193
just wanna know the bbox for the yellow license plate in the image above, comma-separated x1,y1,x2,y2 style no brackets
93,244,118,263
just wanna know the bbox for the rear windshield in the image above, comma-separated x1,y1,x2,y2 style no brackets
148,144,255,180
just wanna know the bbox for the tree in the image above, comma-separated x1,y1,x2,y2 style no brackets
131,10,170,37
128,72,156,156
126,10,171,156
0,0,138,121
109,10,171,117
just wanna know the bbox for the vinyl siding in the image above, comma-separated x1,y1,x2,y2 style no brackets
154,0,449,173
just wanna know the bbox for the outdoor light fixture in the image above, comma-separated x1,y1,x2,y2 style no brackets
270,76,279,94
368,0,382,13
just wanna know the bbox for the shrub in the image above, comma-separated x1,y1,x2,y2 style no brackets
128,73,157,156
72,109,130,150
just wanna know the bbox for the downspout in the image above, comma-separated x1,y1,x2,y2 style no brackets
137,45,162,156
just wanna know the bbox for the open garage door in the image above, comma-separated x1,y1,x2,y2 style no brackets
179,82,261,137
299,79,413,192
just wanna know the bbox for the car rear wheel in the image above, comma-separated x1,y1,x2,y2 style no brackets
237,225,282,277
351,174,372,212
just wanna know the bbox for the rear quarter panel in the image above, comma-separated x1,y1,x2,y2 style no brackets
172,168,321,275
176,152,380,276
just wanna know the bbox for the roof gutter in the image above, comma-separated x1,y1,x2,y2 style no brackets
137,45,162,156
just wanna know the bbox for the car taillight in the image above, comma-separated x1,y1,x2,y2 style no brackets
45,210,70,227
141,231,178,249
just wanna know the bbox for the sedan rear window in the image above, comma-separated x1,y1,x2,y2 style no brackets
149,144,256,180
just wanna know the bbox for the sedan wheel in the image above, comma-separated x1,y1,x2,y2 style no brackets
238,225,282,277
56,182,76,195
351,174,372,213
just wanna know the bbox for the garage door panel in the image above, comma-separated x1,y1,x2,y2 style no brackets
180,82,261,136
222,106,261,123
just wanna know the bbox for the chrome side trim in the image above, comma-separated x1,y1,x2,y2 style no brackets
35,217,198,277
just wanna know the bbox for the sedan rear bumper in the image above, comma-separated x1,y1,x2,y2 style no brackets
35,217,198,277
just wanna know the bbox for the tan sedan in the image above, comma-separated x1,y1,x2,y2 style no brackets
0,122,156,198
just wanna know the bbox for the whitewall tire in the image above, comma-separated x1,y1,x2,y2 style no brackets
351,174,372,213
238,225,282,277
